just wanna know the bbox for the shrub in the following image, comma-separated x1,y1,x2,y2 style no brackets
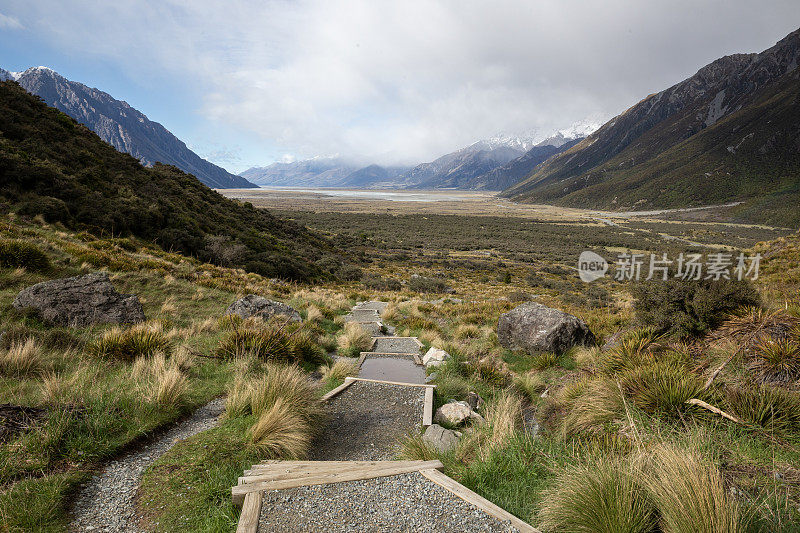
408,275,451,294
0,239,50,271
632,277,759,338
336,322,373,358
643,445,744,533
249,398,312,458
363,274,402,291
0,338,42,377
539,458,657,533
90,325,171,362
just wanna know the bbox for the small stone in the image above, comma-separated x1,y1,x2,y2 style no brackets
425,372,438,384
422,424,461,452
434,401,473,426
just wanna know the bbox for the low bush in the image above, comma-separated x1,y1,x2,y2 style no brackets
0,239,51,271
631,277,759,338
408,275,451,294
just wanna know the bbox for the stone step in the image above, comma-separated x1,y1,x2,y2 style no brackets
371,337,422,354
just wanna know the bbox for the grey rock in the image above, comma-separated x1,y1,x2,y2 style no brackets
12,273,144,327
423,424,461,453
522,408,541,439
467,391,485,411
497,302,594,354
425,372,438,384
434,402,473,426
225,294,301,322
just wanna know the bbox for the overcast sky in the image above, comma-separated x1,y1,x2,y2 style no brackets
1,1,799,172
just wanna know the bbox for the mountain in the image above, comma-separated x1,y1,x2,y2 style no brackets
240,157,359,187
0,80,336,280
503,28,800,226
3,66,255,189
402,137,537,189
466,138,582,190
343,164,411,187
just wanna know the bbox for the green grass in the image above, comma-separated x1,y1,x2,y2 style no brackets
137,416,263,532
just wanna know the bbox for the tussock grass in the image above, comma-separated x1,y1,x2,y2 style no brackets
0,338,43,377
530,351,558,371
148,365,188,407
249,398,313,458
226,363,322,424
398,432,440,461
458,392,522,462
560,378,625,438
0,239,51,271
512,372,546,401
619,360,706,418
305,304,323,322
750,337,800,381
90,325,171,362
336,322,372,357
454,323,481,339
574,346,601,369
320,359,359,383
216,324,294,362
600,327,662,374
539,458,657,533
643,444,744,533
724,384,800,433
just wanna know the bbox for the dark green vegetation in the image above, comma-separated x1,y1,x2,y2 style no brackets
505,29,800,227
632,277,760,338
0,81,338,281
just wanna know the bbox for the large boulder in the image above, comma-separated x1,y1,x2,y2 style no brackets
434,401,484,427
422,424,461,452
497,302,594,354
422,347,449,368
225,294,301,322
13,273,145,327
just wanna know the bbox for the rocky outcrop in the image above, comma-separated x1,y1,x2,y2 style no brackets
497,302,594,354
12,273,145,327
422,424,461,453
225,294,301,322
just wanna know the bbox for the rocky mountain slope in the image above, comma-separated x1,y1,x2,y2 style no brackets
240,157,360,187
0,66,255,189
503,27,800,226
0,80,334,280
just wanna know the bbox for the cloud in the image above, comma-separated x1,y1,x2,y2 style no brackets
0,12,23,29
4,0,800,164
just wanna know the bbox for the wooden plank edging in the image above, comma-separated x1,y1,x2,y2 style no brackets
238,460,442,485
423,387,434,427
235,491,262,533
232,460,443,506
320,377,356,402
418,469,541,533
349,377,435,388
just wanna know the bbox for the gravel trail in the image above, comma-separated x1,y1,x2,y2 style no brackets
69,398,225,533
310,380,424,460
257,472,519,532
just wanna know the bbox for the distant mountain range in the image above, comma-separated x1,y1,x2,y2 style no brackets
504,27,800,226
0,66,255,189
241,124,595,190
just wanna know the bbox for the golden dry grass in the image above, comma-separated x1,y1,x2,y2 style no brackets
248,398,312,458
0,338,42,377
319,359,359,382
336,322,373,355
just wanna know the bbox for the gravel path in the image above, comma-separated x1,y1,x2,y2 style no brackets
69,398,226,533
371,337,421,354
257,472,519,532
310,380,424,460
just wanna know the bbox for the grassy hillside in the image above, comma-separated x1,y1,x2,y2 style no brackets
506,72,800,227
0,81,338,281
